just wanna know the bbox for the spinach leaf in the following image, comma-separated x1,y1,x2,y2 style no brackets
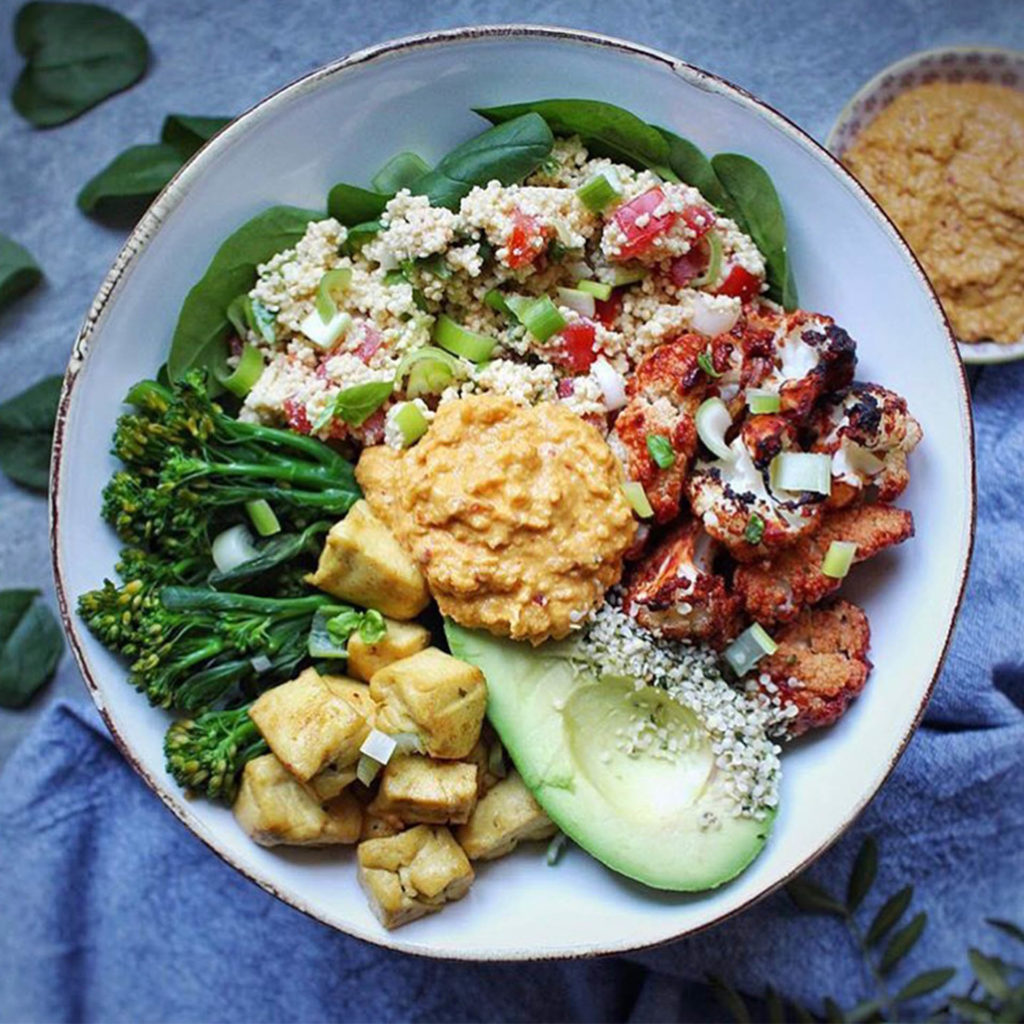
13,2,150,128
371,151,430,194
327,184,390,227
654,127,736,217
0,234,42,313
329,380,394,426
341,220,382,254
0,589,63,709
476,100,673,179
712,153,798,309
0,375,62,492
161,114,230,159
412,113,554,210
168,205,321,382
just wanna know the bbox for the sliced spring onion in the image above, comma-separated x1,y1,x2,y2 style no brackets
433,314,496,362
250,654,273,674
356,754,381,787
845,443,886,476
695,397,734,461
822,540,858,579
398,347,458,398
646,433,676,470
546,831,569,866
484,288,511,316
591,358,627,411
308,608,350,659
575,278,613,301
217,344,264,398
556,287,596,318
359,728,398,766
211,524,259,573
315,268,352,322
770,452,833,495
691,231,723,288
576,171,622,212
747,388,782,415
622,481,654,519
696,348,722,378
393,402,429,446
723,623,778,677
299,307,352,349
245,498,280,537
506,294,567,343
609,266,648,287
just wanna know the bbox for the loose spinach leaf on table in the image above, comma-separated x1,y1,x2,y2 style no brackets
12,1,150,127
168,205,322,382
371,151,430,194
0,375,62,492
0,234,42,313
161,114,231,160
326,184,390,227
476,99,674,179
0,589,63,709
711,153,799,309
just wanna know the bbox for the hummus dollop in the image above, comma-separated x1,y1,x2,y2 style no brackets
356,396,637,643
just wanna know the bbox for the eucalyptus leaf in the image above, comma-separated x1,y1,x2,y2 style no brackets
327,184,390,227
866,885,914,946
655,126,734,214
161,114,230,159
846,835,878,912
13,2,150,127
786,877,847,917
0,375,62,491
707,974,750,1024
77,143,184,214
988,919,1024,945
948,997,997,1023
845,997,882,1022
0,234,42,313
894,967,956,1003
880,911,927,974
711,153,798,309
476,99,673,178
969,949,1011,1001
0,589,63,709
168,205,321,382
371,151,430,194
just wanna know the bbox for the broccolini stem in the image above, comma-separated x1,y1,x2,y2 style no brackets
159,587,335,615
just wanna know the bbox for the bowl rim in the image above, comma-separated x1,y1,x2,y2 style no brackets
825,43,1024,364
48,23,977,961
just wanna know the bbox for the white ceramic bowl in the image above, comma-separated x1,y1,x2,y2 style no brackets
50,26,975,960
828,45,1024,365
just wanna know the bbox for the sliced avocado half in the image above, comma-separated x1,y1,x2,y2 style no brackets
445,622,776,891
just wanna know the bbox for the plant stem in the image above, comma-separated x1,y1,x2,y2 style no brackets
845,912,895,1019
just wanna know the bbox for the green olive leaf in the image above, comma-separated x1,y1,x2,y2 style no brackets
846,835,878,912
969,949,1011,1001
168,205,322,382
866,885,914,946
0,589,63,709
785,877,847,917
987,919,1024,945
0,375,62,492
13,2,150,128
0,234,43,313
893,967,956,1004
371,151,430,194
879,911,927,974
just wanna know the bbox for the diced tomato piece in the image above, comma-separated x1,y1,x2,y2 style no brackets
669,246,709,288
557,378,576,399
612,187,677,260
716,265,762,302
558,320,598,374
681,203,715,238
358,409,387,446
504,209,545,268
283,397,312,435
356,323,384,363
594,290,622,328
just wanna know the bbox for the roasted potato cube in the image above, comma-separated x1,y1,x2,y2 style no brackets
357,825,474,929
347,617,432,683
306,500,429,619
249,668,372,781
368,754,478,825
370,647,486,759
234,754,362,846
456,771,556,861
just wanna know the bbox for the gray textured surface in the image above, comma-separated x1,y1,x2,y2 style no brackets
0,0,1020,763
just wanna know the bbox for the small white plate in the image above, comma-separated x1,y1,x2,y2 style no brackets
828,46,1024,364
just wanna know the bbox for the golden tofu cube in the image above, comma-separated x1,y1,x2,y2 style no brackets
369,754,478,825
347,617,431,683
370,647,486,759
456,771,557,861
319,675,377,723
360,811,406,841
249,668,372,781
463,724,507,797
357,825,474,929
306,501,429,619
307,763,357,802
234,754,362,846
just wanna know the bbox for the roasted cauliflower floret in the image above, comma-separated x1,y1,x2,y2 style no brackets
357,825,474,929
623,517,742,648
233,754,362,846
755,600,872,737
249,668,373,781
810,383,923,507
735,504,914,624
368,754,478,825
455,771,557,861
346,617,432,683
369,647,487,759
306,500,430,619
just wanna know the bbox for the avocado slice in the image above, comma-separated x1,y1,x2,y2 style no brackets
446,622,776,891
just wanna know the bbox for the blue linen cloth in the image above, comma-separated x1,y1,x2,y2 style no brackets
1,363,1022,1023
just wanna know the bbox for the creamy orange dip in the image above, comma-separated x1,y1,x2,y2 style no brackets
356,395,637,643
844,81,1024,344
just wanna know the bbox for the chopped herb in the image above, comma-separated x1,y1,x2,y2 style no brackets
744,512,765,545
697,348,722,378
646,433,676,469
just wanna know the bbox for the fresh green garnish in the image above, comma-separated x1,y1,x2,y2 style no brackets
622,481,655,519
0,375,61,492
341,220,382,254
0,233,42,313
770,452,832,496
0,589,63,709
723,623,777,677
328,380,394,427
315,268,352,322
393,402,429,446
245,499,280,538
484,288,512,316
822,540,857,579
359,609,387,645
747,389,781,415
575,278,612,301
609,266,647,287
397,347,458,398
371,151,430,194
646,433,676,470
691,232,723,288
506,294,567,342
744,512,765,546
697,349,722,378
434,315,496,362
576,171,622,212
217,344,264,398
326,184,389,226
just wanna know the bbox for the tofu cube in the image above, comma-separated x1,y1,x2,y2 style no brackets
234,754,362,846
369,754,478,825
306,500,429,619
360,811,406,841
463,724,507,797
347,617,431,683
370,647,487,759
249,668,373,781
307,763,357,802
456,771,557,861
357,825,474,929
319,675,377,723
